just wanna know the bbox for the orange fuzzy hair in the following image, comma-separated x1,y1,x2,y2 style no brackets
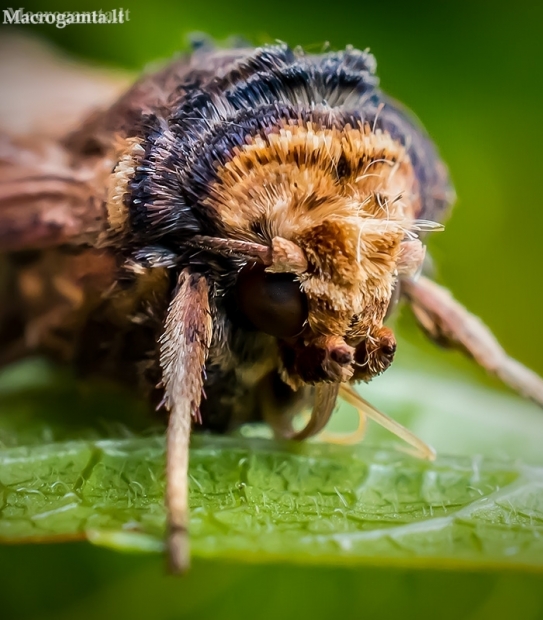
206,120,425,354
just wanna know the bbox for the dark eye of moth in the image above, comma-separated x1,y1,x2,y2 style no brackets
236,263,308,338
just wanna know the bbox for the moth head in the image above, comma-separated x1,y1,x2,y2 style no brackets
195,221,432,393
202,122,438,388
233,230,427,390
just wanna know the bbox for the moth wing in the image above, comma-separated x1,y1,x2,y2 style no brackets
0,33,245,253
0,135,107,251
0,33,131,252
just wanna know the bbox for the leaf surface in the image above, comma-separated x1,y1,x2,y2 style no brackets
1,354,543,571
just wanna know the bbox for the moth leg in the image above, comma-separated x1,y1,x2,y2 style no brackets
159,270,212,574
402,275,543,407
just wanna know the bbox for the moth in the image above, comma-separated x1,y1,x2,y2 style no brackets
1,34,543,572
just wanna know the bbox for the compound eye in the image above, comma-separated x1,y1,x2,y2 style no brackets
236,263,308,338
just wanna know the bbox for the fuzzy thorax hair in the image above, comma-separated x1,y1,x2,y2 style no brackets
206,121,424,349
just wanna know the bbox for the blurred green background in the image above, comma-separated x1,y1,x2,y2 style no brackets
1,0,543,618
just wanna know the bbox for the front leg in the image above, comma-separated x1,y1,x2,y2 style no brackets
159,270,212,573
402,275,543,407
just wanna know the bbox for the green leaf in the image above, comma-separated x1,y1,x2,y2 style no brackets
1,352,543,573
0,433,542,570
